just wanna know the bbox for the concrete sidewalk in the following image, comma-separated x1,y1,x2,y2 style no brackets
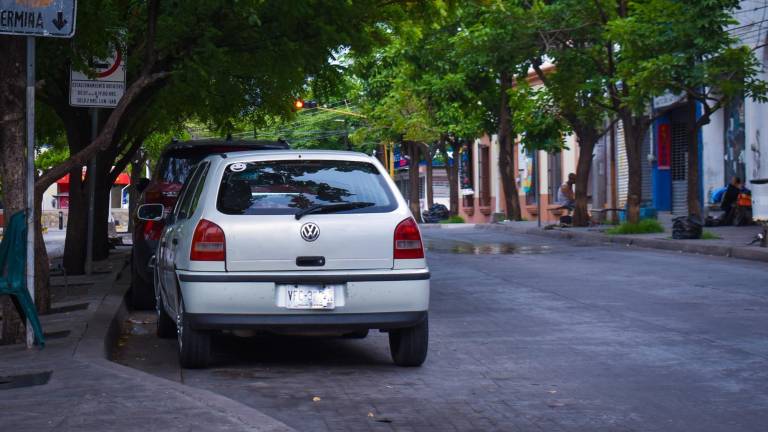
0,247,293,432
474,218,768,263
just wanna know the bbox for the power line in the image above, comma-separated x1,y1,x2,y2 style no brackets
733,4,768,15
252,104,362,136
728,18,768,33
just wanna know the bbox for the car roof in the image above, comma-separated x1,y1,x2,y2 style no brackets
210,149,376,162
162,138,290,154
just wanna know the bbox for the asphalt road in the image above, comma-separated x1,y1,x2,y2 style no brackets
114,227,768,432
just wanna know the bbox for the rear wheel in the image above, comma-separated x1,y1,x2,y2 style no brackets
130,257,155,310
177,300,211,368
389,315,428,367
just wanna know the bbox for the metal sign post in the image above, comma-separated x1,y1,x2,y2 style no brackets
70,48,125,274
2,0,77,349
25,36,35,348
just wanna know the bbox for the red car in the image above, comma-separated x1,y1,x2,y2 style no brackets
131,138,289,309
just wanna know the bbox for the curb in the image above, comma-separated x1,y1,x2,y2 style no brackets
478,223,768,264
74,252,295,432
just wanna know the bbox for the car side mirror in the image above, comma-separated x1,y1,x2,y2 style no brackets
135,178,150,194
137,203,164,221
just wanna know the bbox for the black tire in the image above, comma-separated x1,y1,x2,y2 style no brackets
130,258,155,310
177,300,211,369
343,329,369,339
389,315,429,367
156,299,176,339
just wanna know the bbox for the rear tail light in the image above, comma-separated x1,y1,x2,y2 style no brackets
190,219,226,261
394,217,424,259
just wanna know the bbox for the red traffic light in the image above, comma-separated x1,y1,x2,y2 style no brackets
293,99,318,110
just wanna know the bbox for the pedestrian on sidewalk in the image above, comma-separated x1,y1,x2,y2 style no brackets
558,173,576,212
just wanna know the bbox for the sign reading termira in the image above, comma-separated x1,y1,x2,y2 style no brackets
0,0,76,37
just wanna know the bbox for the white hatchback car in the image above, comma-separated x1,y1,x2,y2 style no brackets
138,150,430,368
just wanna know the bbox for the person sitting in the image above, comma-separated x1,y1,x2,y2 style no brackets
557,173,576,212
719,176,742,225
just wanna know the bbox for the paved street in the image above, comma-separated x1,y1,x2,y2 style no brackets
114,227,768,432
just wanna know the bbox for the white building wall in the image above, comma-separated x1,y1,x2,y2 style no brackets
538,150,549,196
562,134,578,176
745,64,768,183
703,1,768,191
42,183,57,211
736,1,768,184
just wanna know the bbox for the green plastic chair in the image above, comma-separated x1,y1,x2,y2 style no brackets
0,211,44,346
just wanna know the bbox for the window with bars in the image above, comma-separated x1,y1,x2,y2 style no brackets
671,122,687,181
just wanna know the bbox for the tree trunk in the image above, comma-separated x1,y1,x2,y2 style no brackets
425,144,434,208
376,143,387,166
440,138,460,216
447,144,460,217
128,155,147,234
572,130,598,227
34,189,50,314
92,150,118,261
498,71,522,221
63,166,88,275
405,141,422,222
686,98,701,218
0,36,28,344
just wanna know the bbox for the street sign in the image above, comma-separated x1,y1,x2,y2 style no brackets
653,91,685,110
0,0,76,38
70,49,126,107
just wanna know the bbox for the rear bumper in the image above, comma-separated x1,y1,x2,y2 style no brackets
186,311,427,331
176,268,430,317
177,269,430,283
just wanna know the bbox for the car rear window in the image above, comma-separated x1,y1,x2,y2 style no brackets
156,150,206,184
217,160,397,215
157,145,279,184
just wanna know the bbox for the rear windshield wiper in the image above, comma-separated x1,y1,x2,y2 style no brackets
294,202,375,220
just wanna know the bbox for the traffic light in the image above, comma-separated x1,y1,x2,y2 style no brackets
293,99,318,110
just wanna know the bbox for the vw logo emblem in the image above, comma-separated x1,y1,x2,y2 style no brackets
300,222,320,242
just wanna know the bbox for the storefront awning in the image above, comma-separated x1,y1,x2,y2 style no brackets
56,172,131,186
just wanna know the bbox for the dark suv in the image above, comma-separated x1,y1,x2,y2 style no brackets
131,138,289,309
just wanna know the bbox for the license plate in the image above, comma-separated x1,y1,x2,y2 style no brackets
284,285,335,310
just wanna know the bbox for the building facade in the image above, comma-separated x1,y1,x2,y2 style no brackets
701,1,768,206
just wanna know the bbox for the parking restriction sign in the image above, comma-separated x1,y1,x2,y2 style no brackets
70,49,126,107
